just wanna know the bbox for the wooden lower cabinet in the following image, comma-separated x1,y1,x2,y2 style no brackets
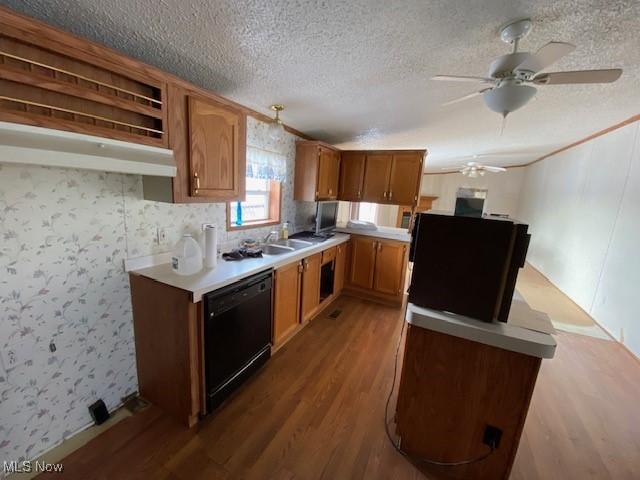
373,241,407,296
348,236,377,289
334,243,347,294
273,260,302,346
301,252,322,322
345,235,409,305
129,274,203,427
273,243,348,350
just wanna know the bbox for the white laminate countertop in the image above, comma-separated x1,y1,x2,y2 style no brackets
131,233,350,303
334,224,411,243
406,301,557,359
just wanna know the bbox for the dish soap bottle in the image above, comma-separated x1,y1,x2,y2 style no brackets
171,234,203,275
281,221,289,240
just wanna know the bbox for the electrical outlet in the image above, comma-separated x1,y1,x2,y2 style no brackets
156,227,168,246
483,425,502,449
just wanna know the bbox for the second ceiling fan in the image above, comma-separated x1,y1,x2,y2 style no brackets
432,18,622,118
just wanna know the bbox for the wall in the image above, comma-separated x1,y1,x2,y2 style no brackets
517,121,640,357
0,116,314,464
421,168,526,217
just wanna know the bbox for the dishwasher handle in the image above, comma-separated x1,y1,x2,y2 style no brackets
205,270,273,318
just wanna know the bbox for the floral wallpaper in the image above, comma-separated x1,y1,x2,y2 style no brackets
0,116,315,465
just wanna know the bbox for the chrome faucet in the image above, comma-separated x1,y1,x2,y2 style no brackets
263,230,279,244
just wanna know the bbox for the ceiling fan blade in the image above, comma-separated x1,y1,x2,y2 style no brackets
482,165,507,172
442,89,490,106
440,166,464,172
516,41,576,72
533,68,622,85
431,75,495,84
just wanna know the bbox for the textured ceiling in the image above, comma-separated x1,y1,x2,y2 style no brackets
2,0,639,171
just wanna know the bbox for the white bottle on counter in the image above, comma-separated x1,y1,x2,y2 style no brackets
171,234,203,275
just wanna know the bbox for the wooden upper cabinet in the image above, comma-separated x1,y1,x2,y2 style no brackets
294,141,340,201
373,240,407,296
273,260,302,346
338,152,366,201
301,253,322,322
348,236,377,290
388,153,424,205
0,11,168,147
362,153,393,203
317,148,340,199
358,151,425,206
188,95,246,200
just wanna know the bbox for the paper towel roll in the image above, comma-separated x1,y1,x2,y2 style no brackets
204,225,218,269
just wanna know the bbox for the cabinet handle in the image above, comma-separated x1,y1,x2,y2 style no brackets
383,191,387,199
357,190,361,198
193,172,200,195
329,188,333,195
389,190,393,199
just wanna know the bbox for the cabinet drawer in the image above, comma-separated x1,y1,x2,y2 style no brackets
322,246,337,264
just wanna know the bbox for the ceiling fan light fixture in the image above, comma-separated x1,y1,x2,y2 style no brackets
483,84,537,116
268,104,285,140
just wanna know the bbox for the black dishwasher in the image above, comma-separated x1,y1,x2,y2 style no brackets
203,269,272,412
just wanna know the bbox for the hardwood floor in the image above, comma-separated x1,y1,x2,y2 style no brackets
516,264,596,328
38,295,640,479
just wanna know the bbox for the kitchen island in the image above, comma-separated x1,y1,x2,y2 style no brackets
395,299,556,480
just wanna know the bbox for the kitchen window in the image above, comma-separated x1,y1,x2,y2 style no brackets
350,202,378,223
227,147,285,230
227,178,281,230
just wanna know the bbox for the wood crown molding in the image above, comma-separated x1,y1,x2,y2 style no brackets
422,114,640,175
524,113,640,167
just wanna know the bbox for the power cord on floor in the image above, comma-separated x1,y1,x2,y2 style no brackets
383,303,496,467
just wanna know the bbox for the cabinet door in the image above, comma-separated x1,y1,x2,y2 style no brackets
348,236,377,290
273,261,302,345
188,96,246,200
338,152,366,201
388,153,423,205
373,240,407,296
317,148,340,200
362,153,393,203
301,253,322,322
334,242,347,294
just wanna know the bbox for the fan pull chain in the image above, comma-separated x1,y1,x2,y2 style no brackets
500,113,508,136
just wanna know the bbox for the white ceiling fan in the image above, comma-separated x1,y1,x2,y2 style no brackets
441,160,506,177
432,18,623,118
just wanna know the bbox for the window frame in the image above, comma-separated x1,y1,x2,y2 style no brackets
226,179,282,231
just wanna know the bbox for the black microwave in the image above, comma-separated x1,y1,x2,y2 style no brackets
409,212,530,323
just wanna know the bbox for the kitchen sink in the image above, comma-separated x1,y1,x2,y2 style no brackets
274,239,313,250
261,244,294,255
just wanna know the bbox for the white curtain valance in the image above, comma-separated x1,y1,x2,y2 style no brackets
246,146,286,181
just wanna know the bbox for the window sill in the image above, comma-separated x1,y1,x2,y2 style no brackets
227,219,281,232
